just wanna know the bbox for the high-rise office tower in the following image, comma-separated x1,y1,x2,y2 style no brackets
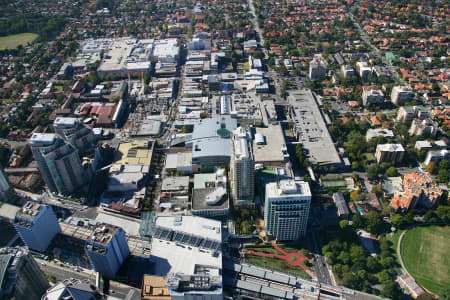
230,127,254,207
13,201,61,252
53,117,96,152
264,178,311,241
85,223,129,278
0,166,12,202
0,246,49,300
30,133,90,195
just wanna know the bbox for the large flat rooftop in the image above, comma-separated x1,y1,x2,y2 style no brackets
150,216,222,276
253,124,288,165
155,215,221,241
161,176,190,191
289,89,341,166
86,223,119,246
192,188,229,211
150,238,222,276
192,116,237,140
30,133,57,145
266,179,311,199
15,201,45,222
115,141,153,166
141,275,170,299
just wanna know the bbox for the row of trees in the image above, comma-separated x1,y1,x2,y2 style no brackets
425,159,449,184
322,222,402,299
0,14,66,41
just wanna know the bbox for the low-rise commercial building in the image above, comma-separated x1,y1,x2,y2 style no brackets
75,101,126,128
192,169,229,218
191,117,237,166
165,152,200,175
101,164,147,214
289,89,342,167
253,125,289,167
150,215,222,299
114,141,154,168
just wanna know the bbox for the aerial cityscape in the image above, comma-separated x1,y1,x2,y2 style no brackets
0,0,448,299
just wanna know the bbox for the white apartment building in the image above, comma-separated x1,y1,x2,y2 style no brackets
230,127,255,207
391,86,414,105
264,178,311,241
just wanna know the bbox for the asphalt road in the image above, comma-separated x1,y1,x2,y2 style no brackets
309,230,333,285
247,0,268,59
347,13,406,85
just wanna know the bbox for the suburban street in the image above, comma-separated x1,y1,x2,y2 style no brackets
247,0,267,59
347,13,406,85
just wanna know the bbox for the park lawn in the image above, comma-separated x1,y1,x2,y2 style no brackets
0,33,39,50
401,226,450,297
245,254,311,278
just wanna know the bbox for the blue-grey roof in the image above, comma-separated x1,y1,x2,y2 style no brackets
265,271,290,284
240,265,266,277
192,138,231,159
261,286,289,299
192,116,237,140
236,280,261,293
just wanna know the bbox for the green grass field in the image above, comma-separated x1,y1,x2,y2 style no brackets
401,226,450,297
0,33,39,50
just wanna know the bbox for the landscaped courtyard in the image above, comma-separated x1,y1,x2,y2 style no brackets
244,242,313,278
